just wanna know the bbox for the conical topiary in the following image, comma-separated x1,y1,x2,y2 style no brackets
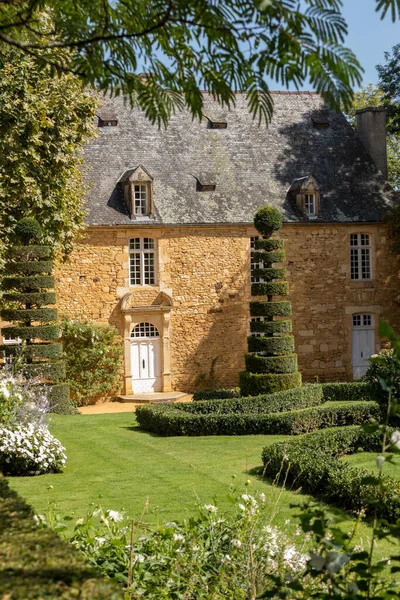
0,218,71,412
239,206,302,396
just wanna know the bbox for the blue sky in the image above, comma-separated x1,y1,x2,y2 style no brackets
340,0,399,87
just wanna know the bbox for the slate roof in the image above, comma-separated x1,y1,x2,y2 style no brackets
85,92,396,227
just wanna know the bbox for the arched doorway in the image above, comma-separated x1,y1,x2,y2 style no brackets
130,322,162,392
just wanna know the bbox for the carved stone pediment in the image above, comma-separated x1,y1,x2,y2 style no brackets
120,291,172,313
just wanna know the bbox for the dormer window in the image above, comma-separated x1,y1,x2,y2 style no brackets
205,116,227,129
118,165,153,219
288,175,320,219
98,117,118,127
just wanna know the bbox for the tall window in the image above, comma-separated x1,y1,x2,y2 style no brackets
304,194,316,217
129,238,156,285
133,184,148,216
350,233,372,280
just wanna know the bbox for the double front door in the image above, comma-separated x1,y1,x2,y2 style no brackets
131,322,162,393
352,314,374,379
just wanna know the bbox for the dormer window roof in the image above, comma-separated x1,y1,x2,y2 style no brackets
204,114,228,129
310,109,330,129
118,165,153,219
97,104,118,127
194,175,216,192
288,175,320,219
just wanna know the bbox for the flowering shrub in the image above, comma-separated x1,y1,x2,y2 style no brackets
0,369,50,428
365,349,400,421
51,488,308,598
0,423,66,475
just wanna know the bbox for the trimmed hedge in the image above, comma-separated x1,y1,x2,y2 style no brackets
247,335,294,355
43,382,75,414
262,426,400,523
1,307,58,323
2,291,57,306
251,282,289,297
245,353,297,374
22,361,66,381
0,476,119,599
321,382,371,402
249,320,292,335
250,301,291,317
2,275,55,291
254,238,284,251
6,261,53,275
253,206,282,236
252,250,286,264
239,370,301,396
0,342,63,360
252,267,287,281
1,324,59,340
136,399,378,437
6,245,52,261
193,387,240,401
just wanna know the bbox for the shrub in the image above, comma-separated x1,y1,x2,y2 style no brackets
0,218,70,410
0,477,119,599
192,387,240,401
321,381,371,402
61,318,123,406
0,423,66,476
364,349,400,422
262,426,400,523
253,205,282,236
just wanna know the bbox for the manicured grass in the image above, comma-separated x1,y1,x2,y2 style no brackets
7,413,398,560
342,452,400,479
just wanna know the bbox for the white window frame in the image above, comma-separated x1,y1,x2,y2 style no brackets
250,236,269,284
350,233,372,281
304,194,316,217
129,238,157,286
131,322,160,339
133,184,149,216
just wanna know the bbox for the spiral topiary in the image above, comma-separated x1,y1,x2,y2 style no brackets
0,219,72,413
239,206,301,396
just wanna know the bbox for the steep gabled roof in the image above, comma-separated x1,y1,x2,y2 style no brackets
84,92,397,226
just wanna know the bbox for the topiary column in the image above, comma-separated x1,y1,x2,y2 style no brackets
0,218,71,412
239,206,302,396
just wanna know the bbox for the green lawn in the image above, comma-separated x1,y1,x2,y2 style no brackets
7,413,399,560
342,452,400,479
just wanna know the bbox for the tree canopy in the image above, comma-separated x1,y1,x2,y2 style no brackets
0,46,98,257
0,0,399,126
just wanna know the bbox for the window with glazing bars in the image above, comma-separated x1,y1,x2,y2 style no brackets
129,238,156,285
350,233,371,280
133,184,148,215
304,194,316,216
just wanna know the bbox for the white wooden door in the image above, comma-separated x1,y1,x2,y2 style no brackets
352,314,374,379
131,323,162,393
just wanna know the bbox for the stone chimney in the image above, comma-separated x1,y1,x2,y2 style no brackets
356,107,387,180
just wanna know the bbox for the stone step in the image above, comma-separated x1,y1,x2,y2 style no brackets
115,392,191,404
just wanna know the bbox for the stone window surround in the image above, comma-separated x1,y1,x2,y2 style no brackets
120,291,173,394
128,237,158,287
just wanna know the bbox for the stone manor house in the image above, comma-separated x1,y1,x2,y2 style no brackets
2,92,399,396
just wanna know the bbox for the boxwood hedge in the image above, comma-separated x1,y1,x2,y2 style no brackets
239,371,302,396
262,425,400,523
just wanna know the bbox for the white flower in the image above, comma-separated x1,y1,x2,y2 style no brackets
391,431,400,450
376,455,385,469
133,554,145,564
203,504,218,513
75,518,84,525
0,384,10,399
258,493,266,502
230,538,242,548
238,504,246,511
173,533,185,542
95,536,107,546
107,510,123,522
222,554,231,563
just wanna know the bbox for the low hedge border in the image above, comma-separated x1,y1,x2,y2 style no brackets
250,320,292,335
0,476,119,599
247,335,294,355
239,370,302,395
136,400,379,437
251,282,289,297
250,301,291,317
244,353,298,374
193,388,240,401
321,382,371,402
262,425,399,523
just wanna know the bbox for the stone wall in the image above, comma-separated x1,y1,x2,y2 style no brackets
50,223,400,392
